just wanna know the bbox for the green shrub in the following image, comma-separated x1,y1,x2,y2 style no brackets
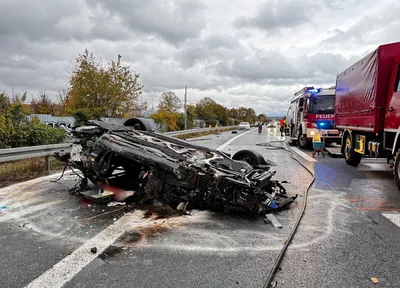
0,96,67,148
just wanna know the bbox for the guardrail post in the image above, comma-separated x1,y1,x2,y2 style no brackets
45,156,51,174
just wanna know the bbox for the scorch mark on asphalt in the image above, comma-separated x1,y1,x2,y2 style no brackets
25,211,184,288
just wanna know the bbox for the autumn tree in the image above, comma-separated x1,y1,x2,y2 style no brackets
67,50,143,119
258,113,267,122
150,111,179,132
31,91,57,114
244,108,257,123
158,91,181,113
196,97,230,126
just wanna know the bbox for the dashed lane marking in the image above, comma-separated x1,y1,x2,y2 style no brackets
382,213,400,228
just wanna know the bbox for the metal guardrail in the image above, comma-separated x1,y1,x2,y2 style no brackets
0,126,239,167
0,143,72,163
164,125,237,136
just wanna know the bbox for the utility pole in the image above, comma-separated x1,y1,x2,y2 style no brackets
184,86,187,130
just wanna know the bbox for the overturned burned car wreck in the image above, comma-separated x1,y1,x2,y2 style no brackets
55,119,297,217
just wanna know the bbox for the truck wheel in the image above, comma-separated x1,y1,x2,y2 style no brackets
298,134,310,149
343,133,361,166
394,152,400,191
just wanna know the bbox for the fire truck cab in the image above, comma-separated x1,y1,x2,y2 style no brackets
286,86,341,148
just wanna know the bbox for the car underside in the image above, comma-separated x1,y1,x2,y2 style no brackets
55,119,298,217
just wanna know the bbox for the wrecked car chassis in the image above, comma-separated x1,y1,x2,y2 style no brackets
55,120,297,216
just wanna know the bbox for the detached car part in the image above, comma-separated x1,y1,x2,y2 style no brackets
55,119,297,216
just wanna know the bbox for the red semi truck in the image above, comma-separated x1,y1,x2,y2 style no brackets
335,41,400,189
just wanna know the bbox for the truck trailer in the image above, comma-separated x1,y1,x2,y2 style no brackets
335,41,400,189
286,86,341,148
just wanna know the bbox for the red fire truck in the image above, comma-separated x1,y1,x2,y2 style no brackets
335,41,400,189
286,86,341,148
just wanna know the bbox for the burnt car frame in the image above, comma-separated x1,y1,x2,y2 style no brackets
55,119,297,217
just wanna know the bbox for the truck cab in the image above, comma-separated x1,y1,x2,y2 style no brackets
287,86,341,148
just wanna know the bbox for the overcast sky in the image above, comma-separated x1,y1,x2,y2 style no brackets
1,0,399,116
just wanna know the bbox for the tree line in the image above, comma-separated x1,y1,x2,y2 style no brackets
150,92,260,131
0,49,265,147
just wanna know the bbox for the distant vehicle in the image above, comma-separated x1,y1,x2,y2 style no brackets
268,121,277,128
238,122,251,130
334,41,400,189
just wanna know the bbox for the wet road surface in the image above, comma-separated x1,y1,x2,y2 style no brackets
1,127,399,287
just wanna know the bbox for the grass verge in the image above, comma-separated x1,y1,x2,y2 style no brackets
0,157,65,188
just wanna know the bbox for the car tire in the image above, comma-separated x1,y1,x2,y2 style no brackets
232,149,266,166
124,118,153,131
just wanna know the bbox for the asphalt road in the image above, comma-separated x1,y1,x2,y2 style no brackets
1,127,399,288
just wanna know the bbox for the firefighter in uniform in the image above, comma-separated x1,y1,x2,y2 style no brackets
280,116,286,137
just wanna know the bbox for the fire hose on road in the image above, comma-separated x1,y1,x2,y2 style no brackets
256,140,316,288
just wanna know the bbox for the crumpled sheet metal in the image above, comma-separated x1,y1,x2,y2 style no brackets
55,121,298,218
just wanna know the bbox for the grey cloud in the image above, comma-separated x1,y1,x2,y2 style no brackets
86,0,207,44
0,0,81,42
294,52,359,77
234,0,320,32
320,1,400,49
210,50,303,82
1,0,398,117
0,0,132,43
176,33,247,68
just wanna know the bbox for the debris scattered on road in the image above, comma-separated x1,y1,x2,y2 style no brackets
107,201,126,207
78,207,126,222
90,247,97,254
264,214,283,228
370,277,379,284
80,189,114,203
55,120,298,220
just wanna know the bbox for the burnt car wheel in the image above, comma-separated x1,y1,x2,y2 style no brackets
232,149,265,166
124,117,152,131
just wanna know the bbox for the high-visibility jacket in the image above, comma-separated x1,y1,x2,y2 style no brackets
280,119,286,127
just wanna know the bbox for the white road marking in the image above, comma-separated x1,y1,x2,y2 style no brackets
0,200,66,223
216,129,253,151
290,147,317,162
0,172,64,196
382,213,400,228
25,211,179,288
